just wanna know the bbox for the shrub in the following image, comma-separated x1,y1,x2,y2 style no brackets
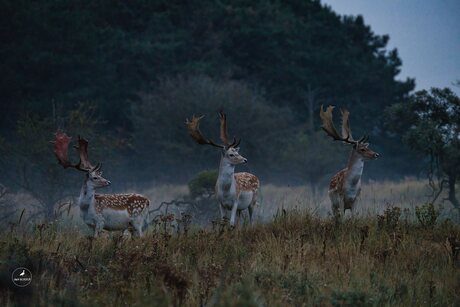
415,203,440,229
188,170,218,199
184,170,220,225
377,205,401,232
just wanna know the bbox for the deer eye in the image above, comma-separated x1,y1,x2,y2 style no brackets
229,154,235,157
93,177,98,180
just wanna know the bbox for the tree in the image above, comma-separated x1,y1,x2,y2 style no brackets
0,103,117,222
0,0,417,186
386,88,460,213
131,75,295,182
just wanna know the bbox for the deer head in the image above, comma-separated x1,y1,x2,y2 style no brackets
52,131,111,188
320,105,379,160
85,165,111,189
186,111,247,165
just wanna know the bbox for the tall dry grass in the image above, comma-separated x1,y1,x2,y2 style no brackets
1,208,459,306
139,178,455,223
1,179,459,306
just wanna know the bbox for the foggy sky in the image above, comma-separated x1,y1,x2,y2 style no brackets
322,0,460,95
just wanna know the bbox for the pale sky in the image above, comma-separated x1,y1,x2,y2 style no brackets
321,0,460,94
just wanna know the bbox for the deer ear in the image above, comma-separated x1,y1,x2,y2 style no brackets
234,147,240,152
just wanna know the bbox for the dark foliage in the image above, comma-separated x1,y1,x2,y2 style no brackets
0,0,416,197
386,88,460,212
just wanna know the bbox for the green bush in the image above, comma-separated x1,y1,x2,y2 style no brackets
415,203,440,229
188,170,218,199
377,206,401,232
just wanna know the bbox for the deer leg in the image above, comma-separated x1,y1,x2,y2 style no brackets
134,228,143,238
229,201,238,226
132,224,143,238
141,214,150,233
219,203,227,220
349,201,356,219
343,198,355,220
87,224,96,237
127,225,135,237
329,191,341,219
94,221,103,238
130,215,145,238
248,205,254,224
332,203,340,219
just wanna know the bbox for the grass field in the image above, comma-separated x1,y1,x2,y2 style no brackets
1,179,459,306
138,178,455,223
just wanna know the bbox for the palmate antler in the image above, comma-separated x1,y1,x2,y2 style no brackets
185,115,224,148
186,111,240,149
320,105,368,144
218,111,240,148
52,131,100,172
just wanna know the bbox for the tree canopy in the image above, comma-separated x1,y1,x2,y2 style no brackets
386,88,460,212
0,0,416,194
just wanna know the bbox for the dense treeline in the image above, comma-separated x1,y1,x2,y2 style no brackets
0,0,418,196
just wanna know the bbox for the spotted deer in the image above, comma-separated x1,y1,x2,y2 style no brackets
320,105,380,218
186,112,260,226
52,132,150,237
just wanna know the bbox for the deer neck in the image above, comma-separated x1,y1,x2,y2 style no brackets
79,178,95,210
217,156,236,193
345,149,364,186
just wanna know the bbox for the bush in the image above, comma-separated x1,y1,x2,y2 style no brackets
377,206,401,232
131,75,295,182
188,170,218,199
185,170,220,225
415,203,440,229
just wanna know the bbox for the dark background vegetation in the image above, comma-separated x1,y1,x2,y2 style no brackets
0,3,459,305
0,0,458,218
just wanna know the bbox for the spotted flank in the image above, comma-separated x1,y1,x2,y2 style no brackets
94,194,149,215
235,172,260,195
329,169,346,192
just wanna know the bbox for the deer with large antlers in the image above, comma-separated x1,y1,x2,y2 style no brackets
186,112,260,226
52,132,150,237
320,105,380,218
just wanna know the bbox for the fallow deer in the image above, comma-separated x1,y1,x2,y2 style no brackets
52,131,150,237
186,112,260,226
320,105,380,218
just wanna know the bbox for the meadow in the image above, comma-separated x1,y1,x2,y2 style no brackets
1,179,459,306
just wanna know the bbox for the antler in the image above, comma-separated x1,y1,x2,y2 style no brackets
186,112,241,149
219,111,240,148
340,109,353,141
75,136,95,171
52,131,96,172
320,105,356,144
219,111,229,145
185,115,224,148
53,131,73,168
